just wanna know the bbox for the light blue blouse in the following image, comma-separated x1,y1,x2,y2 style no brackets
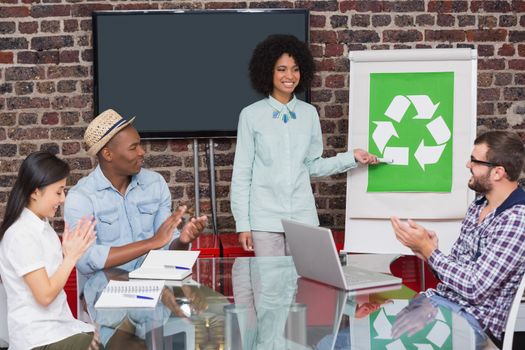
230,95,357,233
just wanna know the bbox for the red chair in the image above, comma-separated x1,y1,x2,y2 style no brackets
219,233,255,258
64,267,78,318
190,234,220,258
389,255,440,292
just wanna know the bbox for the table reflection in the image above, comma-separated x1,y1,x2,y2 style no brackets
77,256,497,350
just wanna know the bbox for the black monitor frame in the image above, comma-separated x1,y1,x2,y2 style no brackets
92,9,310,139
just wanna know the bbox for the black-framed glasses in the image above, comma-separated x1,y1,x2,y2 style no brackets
469,156,500,167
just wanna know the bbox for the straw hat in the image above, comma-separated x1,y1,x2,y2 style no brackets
84,109,135,156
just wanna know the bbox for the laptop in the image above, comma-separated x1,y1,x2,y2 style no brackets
282,219,402,291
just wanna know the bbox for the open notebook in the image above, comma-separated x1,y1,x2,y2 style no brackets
94,280,164,309
129,250,200,280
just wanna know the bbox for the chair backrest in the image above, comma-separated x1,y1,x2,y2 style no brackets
0,280,8,347
502,271,525,350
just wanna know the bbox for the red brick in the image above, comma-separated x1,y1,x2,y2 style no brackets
309,44,323,58
71,4,113,17
466,29,507,42
436,14,455,26
383,30,423,43
337,30,380,44
42,112,59,125
494,73,512,86
458,15,475,27
31,36,74,50
352,14,370,27
324,43,344,57
477,45,495,57
515,73,525,85
477,102,494,115
509,31,525,43
51,95,90,109
477,72,493,87
325,105,343,118
395,15,414,27
36,82,55,94
0,6,29,18
30,5,70,18
59,50,79,63
5,67,45,81
518,45,525,57
372,14,392,26
18,21,38,34
425,30,465,42
499,14,517,27
295,1,338,11
50,127,84,140
330,15,347,28
0,38,28,50
471,1,512,12
477,88,501,101
62,142,80,156
114,4,159,10
497,44,515,56
47,66,88,79
41,20,61,33
310,15,326,28
509,60,525,70
428,0,468,12
14,82,33,96
478,15,498,29
478,58,506,70
8,127,49,140
248,1,293,8
0,51,13,64
325,74,345,88
311,89,332,102
311,30,337,44
315,58,335,71
0,22,15,34
204,2,247,9
17,51,59,64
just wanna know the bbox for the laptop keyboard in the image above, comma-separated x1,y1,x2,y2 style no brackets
342,266,392,284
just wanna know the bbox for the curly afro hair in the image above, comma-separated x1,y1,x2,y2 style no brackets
249,34,315,96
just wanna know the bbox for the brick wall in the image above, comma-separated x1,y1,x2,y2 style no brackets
0,0,524,232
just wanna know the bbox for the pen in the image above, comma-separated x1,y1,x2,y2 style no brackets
122,294,154,300
164,265,190,270
378,158,394,164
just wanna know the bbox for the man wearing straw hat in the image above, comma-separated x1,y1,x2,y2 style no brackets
65,109,207,274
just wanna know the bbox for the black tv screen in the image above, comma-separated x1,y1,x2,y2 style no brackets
93,10,309,139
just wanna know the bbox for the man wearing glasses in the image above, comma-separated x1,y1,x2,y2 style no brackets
391,131,525,348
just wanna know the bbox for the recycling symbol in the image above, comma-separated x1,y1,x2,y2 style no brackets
371,95,451,171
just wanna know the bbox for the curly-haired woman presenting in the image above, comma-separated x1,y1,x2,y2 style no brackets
231,34,378,256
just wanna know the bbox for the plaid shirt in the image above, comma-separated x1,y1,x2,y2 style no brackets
425,187,525,341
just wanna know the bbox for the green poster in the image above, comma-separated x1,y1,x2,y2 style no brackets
367,72,454,192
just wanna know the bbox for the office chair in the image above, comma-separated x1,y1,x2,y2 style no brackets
502,271,525,350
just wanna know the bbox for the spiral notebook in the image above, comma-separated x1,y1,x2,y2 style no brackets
94,280,165,309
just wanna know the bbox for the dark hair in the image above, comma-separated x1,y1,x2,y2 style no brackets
249,34,314,96
0,151,70,240
474,131,524,181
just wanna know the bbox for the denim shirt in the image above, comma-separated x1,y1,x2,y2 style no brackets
230,95,357,233
64,166,176,274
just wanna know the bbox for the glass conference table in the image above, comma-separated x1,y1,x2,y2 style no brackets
77,256,497,350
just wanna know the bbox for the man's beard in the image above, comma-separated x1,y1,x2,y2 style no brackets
468,171,492,194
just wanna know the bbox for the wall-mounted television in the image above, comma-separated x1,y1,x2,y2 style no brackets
93,9,310,139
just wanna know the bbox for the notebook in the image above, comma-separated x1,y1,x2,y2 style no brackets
94,280,164,309
282,219,402,291
129,250,200,280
